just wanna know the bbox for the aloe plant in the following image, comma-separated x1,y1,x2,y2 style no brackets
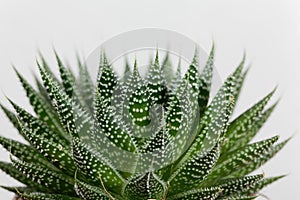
0,46,288,200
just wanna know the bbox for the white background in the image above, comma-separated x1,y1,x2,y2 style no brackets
0,0,299,199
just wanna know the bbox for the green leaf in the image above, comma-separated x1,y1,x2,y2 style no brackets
34,75,53,108
54,50,75,98
169,141,220,194
209,136,279,180
128,84,151,126
185,74,235,162
159,72,232,180
76,55,94,112
0,136,55,170
9,99,67,146
9,100,76,175
0,186,37,194
225,195,257,200
94,93,137,152
231,54,247,105
95,53,118,102
167,187,222,200
170,57,182,90
158,78,201,178
241,175,285,196
93,55,137,152
125,68,165,141
14,68,69,142
222,89,276,153
11,159,75,195
118,59,142,121
233,137,290,176
72,137,125,193
38,63,81,137
139,129,169,153
114,61,155,146
123,57,131,78
124,172,165,200
217,174,263,197
54,51,88,110
0,104,23,138
0,161,48,192
20,125,76,175
162,52,174,85
38,51,60,83
184,49,199,92
75,180,110,200
198,44,214,114
221,90,277,157
145,51,167,104
21,192,80,200
165,92,182,137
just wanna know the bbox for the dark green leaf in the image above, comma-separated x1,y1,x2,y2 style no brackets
168,187,222,200
14,68,69,142
217,174,263,197
209,136,279,180
21,192,80,200
54,50,75,98
0,136,55,170
241,175,285,196
124,172,165,200
198,44,214,114
75,180,110,200
0,104,23,138
169,141,220,194
72,137,125,193
0,186,37,194
11,159,75,195
8,100,77,176
0,161,48,192
233,138,290,176
162,52,174,85
222,89,276,153
184,74,235,162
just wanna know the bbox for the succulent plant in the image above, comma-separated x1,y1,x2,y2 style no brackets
0,46,288,200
